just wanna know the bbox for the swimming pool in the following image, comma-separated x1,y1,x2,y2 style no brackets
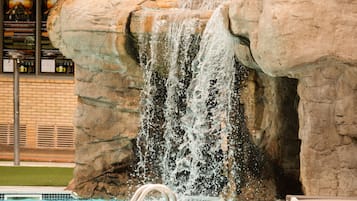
0,186,78,201
0,194,72,200
0,192,76,200
0,187,221,201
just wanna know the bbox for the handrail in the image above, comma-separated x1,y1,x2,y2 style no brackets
130,184,177,201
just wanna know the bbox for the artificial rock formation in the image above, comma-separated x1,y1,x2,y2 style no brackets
297,65,357,195
48,0,144,198
229,0,357,196
229,0,356,76
48,0,357,198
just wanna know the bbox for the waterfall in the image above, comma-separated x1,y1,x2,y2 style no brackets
135,0,254,198
169,6,238,196
136,9,202,183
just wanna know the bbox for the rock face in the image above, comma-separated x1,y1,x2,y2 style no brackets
48,0,357,199
229,0,357,197
48,0,144,198
229,0,357,76
298,65,357,196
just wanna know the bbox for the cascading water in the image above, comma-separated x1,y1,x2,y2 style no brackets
136,10,202,184
168,7,238,196
135,0,261,199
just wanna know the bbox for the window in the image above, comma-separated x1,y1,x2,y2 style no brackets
0,0,74,76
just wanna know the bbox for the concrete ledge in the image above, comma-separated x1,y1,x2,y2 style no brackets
287,195,357,201
0,186,69,193
0,161,74,168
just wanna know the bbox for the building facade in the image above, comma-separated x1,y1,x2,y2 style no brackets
0,0,76,162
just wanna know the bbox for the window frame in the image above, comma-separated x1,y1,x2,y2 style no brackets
0,0,74,76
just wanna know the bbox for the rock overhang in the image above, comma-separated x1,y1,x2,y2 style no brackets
228,0,357,77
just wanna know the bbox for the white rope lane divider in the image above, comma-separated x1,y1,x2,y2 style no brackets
130,184,178,201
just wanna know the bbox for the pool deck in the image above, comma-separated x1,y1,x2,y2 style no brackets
0,161,75,168
286,195,357,201
0,186,70,193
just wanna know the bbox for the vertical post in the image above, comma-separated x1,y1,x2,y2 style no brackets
0,0,4,71
13,57,20,166
35,0,42,75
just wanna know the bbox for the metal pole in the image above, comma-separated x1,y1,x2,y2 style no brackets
10,50,23,166
0,0,4,71
35,0,42,75
13,57,20,166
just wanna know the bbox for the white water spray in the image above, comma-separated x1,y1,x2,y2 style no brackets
136,1,251,198
169,6,239,196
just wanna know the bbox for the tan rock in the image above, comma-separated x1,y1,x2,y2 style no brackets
298,65,357,196
229,0,357,196
48,1,144,198
47,0,143,74
130,9,211,34
228,0,357,76
156,0,178,8
335,67,357,138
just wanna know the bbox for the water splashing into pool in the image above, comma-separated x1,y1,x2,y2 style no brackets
135,1,257,199
168,7,239,196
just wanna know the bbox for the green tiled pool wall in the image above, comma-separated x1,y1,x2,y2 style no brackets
0,193,75,200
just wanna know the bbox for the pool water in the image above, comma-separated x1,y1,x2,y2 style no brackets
0,191,221,201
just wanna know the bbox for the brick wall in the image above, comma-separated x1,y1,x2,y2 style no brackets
0,75,77,162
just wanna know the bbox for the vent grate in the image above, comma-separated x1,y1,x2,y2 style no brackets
0,124,8,144
57,126,75,148
37,125,75,149
37,125,55,148
0,123,27,146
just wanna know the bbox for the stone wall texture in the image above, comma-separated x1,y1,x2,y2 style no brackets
48,0,357,198
48,0,144,198
229,0,357,197
229,0,356,76
297,65,357,196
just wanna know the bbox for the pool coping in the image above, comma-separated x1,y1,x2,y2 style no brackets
286,195,357,201
0,186,70,193
0,161,75,168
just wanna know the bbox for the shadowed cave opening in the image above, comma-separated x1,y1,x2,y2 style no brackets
247,72,303,198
